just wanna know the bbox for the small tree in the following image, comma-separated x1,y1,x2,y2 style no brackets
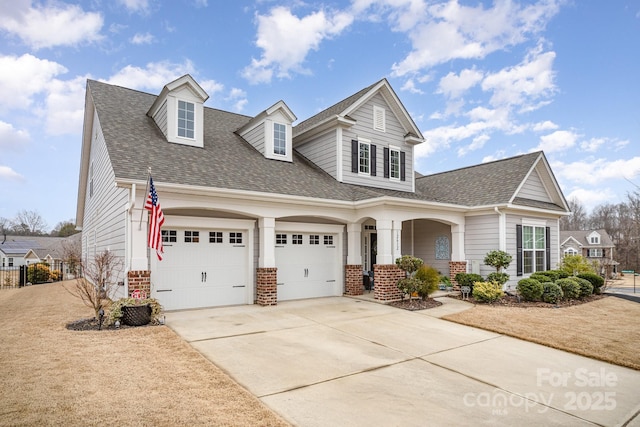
559,254,594,276
395,255,424,300
484,250,512,273
64,250,123,319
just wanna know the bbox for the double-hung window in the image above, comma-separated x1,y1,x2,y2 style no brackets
273,123,286,156
178,100,195,139
359,142,370,174
522,225,546,274
389,148,400,179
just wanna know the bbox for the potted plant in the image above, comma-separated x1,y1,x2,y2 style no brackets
108,294,163,327
440,275,453,291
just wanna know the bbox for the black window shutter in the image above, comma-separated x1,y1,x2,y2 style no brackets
545,226,551,270
383,147,389,178
400,151,406,181
351,140,358,173
516,224,523,276
371,144,377,176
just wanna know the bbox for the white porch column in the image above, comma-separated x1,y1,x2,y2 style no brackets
451,223,466,262
392,220,403,261
259,217,276,268
130,206,149,271
347,222,362,265
376,219,393,264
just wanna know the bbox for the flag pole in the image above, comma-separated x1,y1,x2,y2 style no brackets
138,167,152,230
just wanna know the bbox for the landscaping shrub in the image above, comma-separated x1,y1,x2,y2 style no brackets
486,272,509,286
529,272,552,283
548,269,570,279
542,282,563,304
517,278,544,301
395,255,424,275
576,272,605,294
455,273,484,290
570,276,593,298
538,270,560,281
27,263,51,284
414,265,440,300
560,254,594,275
397,277,420,299
472,281,504,303
556,278,581,300
483,250,513,273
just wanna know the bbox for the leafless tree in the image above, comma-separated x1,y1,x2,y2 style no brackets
64,249,123,319
560,197,588,231
10,210,48,235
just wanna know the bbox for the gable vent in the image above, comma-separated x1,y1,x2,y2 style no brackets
373,106,385,132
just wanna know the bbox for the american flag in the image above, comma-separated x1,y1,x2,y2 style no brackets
144,176,165,261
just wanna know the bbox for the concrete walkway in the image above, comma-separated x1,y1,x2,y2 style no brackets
165,296,640,427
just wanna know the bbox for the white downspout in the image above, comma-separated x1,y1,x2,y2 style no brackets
495,206,506,252
125,183,136,298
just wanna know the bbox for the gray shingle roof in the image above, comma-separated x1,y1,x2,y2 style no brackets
87,79,565,212
560,229,615,247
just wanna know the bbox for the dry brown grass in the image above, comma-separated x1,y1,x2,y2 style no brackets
0,281,290,427
443,295,640,371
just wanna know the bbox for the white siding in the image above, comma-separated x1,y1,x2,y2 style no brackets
342,93,414,192
152,99,168,138
82,110,128,280
243,122,265,155
517,169,551,202
465,214,500,279
296,130,338,179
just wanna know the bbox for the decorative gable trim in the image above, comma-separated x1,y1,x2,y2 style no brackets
510,152,570,212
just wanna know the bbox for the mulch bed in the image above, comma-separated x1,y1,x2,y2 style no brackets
388,298,443,311
66,317,160,331
448,293,606,308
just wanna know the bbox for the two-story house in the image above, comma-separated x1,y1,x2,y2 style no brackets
76,75,570,310
560,229,618,278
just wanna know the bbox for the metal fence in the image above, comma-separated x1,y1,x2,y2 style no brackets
0,263,65,289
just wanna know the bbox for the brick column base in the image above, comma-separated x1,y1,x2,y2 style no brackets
449,261,467,290
344,265,363,296
127,270,151,298
256,267,278,306
373,264,404,302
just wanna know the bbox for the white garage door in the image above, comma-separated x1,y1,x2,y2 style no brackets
275,232,340,301
152,228,250,310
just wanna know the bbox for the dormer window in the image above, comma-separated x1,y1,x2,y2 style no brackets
273,123,286,156
178,100,195,139
589,234,600,244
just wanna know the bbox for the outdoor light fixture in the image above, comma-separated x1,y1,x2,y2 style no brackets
115,320,120,329
98,308,104,330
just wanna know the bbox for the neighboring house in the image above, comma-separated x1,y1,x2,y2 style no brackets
0,234,80,280
560,229,618,278
75,75,570,311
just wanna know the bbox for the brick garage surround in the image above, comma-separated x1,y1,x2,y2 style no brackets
256,267,278,306
344,264,364,296
127,270,151,298
449,261,467,290
373,264,405,302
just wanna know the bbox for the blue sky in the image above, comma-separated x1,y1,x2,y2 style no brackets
1,0,638,232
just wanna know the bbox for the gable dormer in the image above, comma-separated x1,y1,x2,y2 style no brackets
236,101,296,162
147,75,209,148
587,231,601,245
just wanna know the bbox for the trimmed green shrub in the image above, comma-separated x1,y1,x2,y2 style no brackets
397,277,420,300
576,272,605,294
529,272,552,283
27,263,51,284
560,254,594,275
556,278,581,300
542,282,563,304
538,270,560,281
414,265,440,300
455,273,484,290
487,272,509,286
472,281,504,303
517,278,544,301
548,269,570,279
484,250,513,272
570,277,593,297
395,255,424,275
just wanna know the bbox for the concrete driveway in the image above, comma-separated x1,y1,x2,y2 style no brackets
165,297,640,427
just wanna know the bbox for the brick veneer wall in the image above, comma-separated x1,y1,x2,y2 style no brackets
344,265,363,296
373,264,405,302
256,267,278,306
449,261,467,290
127,270,151,298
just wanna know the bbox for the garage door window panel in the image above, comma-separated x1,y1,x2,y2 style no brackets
276,234,287,245
209,231,223,243
185,231,199,243
162,230,177,243
230,232,243,244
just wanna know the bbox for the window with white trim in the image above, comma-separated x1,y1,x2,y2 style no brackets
185,231,199,243
564,247,578,256
273,123,286,156
8,257,13,267
209,231,223,243
588,248,603,257
292,234,303,245
373,106,385,132
390,147,400,179
590,235,600,244
523,225,545,274
229,232,243,244
177,100,195,139
309,235,319,245
324,235,333,245
162,230,177,243
359,142,370,174
276,234,287,245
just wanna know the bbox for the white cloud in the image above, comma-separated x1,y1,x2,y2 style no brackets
535,130,579,153
552,157,640,186
242,6,353,84
564,187,616,211
199,79,224,97
481,46,556,109
106,60,197,91
43,76,87,136
0,54,67,110
580,137,607,153
0,165,24,181
118,0,150,13
532,120,558,132
390,0,561,76
436,67,483,98
0,121,29,151
225,88,248,112
131,32,155,45
0,1,103,49
400,78,424,94
457,133,490,156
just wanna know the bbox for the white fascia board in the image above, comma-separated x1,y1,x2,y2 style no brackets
293,115,356,145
